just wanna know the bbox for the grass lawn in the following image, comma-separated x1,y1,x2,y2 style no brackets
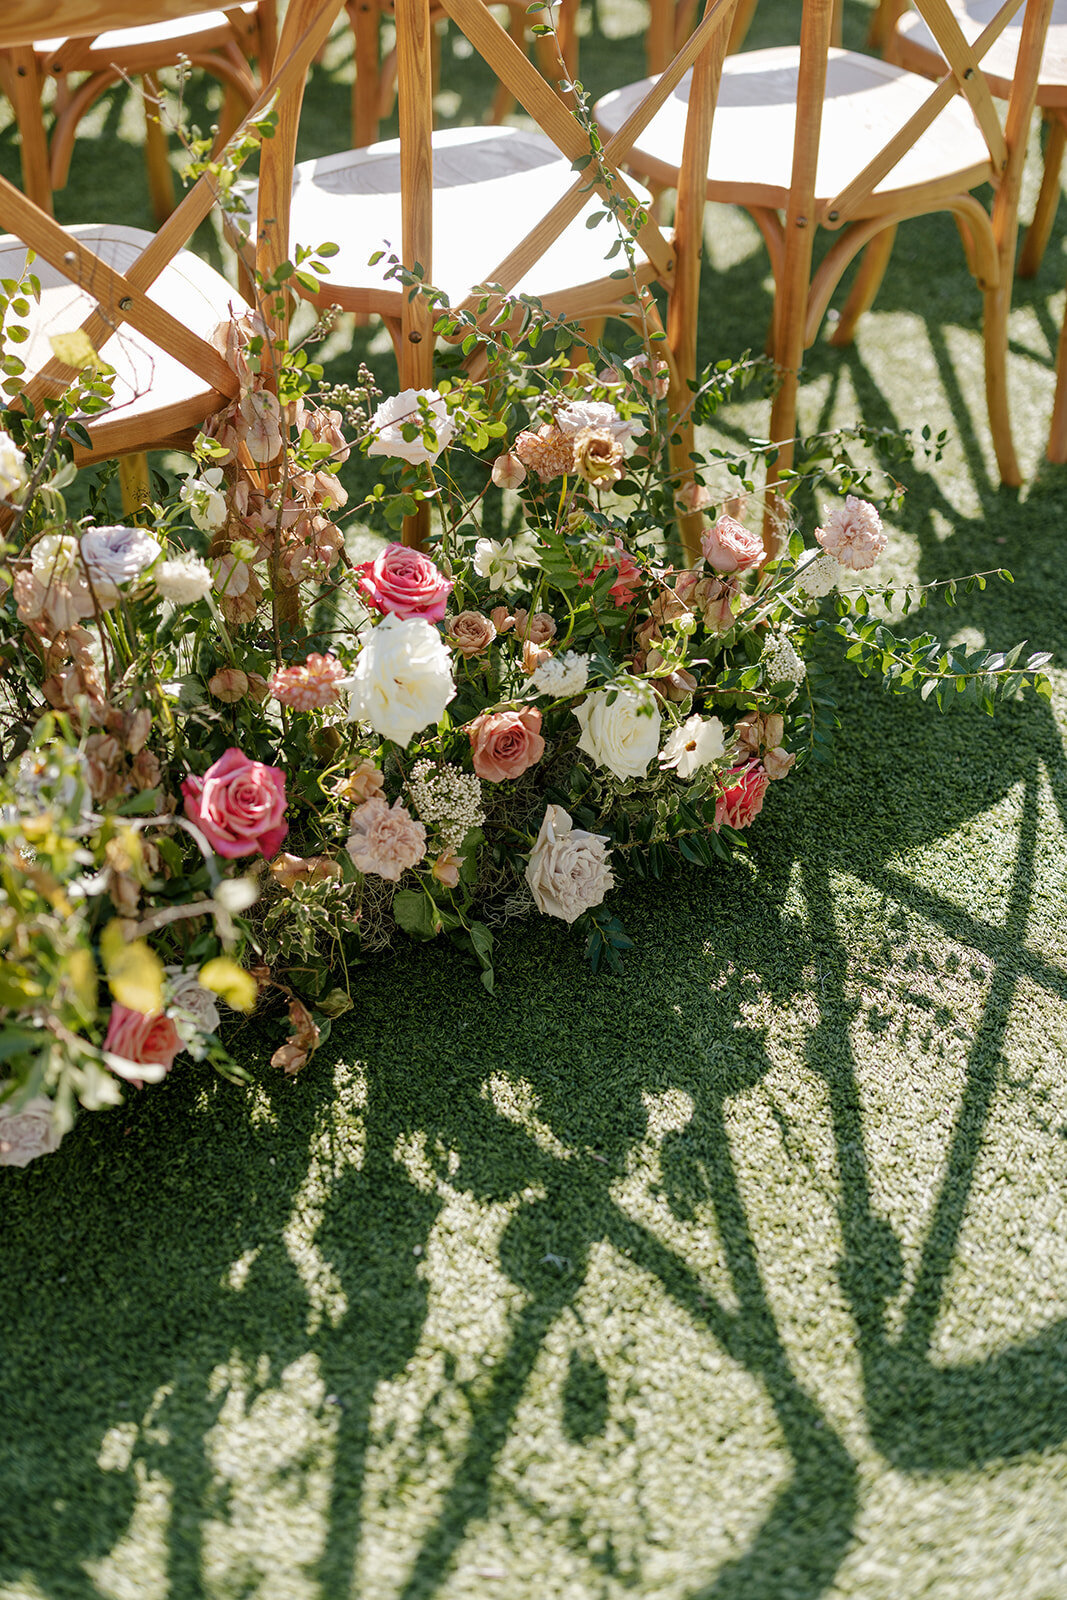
2,2,1067,1596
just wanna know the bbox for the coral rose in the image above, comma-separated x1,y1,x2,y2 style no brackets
701,513,764,574
182,747,288,860
581,538,643,608
714,762,770,831
358,542,453,623
468,706,545,783
104,1003,183,1083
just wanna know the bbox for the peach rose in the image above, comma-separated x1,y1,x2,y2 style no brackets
447,611,497,658
104,1003,183,1083
701,513,764,574
468,706,545,783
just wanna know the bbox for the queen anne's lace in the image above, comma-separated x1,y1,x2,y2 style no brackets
407,760,485,849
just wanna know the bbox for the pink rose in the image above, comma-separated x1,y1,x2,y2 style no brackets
701,513,764,574
468,706,545,782
182,747,288,859
714,761,769,831
357,542,452,623
104,1003,183,1081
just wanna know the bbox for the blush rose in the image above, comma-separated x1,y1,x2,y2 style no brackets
701,513,764,575
182,747,288,859
468,706,545,782
357,542,453,623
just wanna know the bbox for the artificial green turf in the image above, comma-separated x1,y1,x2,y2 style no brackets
2,2,1067,1596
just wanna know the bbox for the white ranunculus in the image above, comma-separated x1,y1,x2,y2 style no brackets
165,964,221,1048
659,713,726,779
30,533,81,585
574,686,661,782
0,429,29,502
79,525,161,602
473,537,520,591
180,466,228,533
367,388,455,466
155,555,213,604
527,650,589,699
0,1095,63,1167
525,804,614,923
556,399,643,448
347,613,456,747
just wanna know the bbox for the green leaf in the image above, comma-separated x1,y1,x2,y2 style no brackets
393,889,439,939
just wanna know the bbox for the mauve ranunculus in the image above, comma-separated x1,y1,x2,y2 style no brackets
701,513,764,575
358,542,453,623
468,706,545,783
104,1003,183,1082
182,747,288,859
714,762,769,831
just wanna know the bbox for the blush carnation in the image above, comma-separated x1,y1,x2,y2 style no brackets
468,706,545,783
346,797,426,881
357,542,453,623
269,652,347,710
182,747,288,859
815,496,887,571
714,762,769,831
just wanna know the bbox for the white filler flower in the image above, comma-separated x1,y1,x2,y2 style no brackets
347,613,456,747
155,555,213,604
0,429,29,502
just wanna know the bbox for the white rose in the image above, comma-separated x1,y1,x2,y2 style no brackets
473,537,520,590
556,399,642,448
347,613,456,747
659,713,726,779
30,533,81,584
155,555,213,604
165,964,221,1047
79,525,161,601
367,388,455,466
525,804,614,923
0,429,29,501
0,1094,63,1167
574,686,661,782
180,466,228,533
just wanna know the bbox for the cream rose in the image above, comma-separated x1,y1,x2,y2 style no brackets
525,804,614,923
367,388,454,466
574,686,661,782
0,1095,63,1167
347,613,456,747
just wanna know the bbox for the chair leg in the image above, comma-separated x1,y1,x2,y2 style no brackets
118,454,153,515
983,278,1021,486
349,0,383,146
829,223,897,346
1047,296,1067,461
6,47,53,214
1019,114,1067,280
142,74,177,223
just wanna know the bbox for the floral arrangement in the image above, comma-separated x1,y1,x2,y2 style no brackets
0,242,1053,1169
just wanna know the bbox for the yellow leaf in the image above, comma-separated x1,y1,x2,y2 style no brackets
65,946,98,1022
49,329,108,373
101,919,163,1014
198,957,258,1014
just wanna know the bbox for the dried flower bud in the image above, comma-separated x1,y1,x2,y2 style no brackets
208,667,249,703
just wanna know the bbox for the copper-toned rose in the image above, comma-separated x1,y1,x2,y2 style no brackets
572,427,625,490
447,611,497,658
468,706,545,783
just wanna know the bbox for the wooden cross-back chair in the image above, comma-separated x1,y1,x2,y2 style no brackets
0,2,277,221
253,0,748,552
882,0,1067,459
0,0,341,504
594,0,1055,531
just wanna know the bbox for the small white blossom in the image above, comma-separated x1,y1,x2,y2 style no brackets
527,651,589,699
795,551,840,599
407,760,485,850
761,633,807,698
180,466,228,533
155,555,213,604
0,429,29,502
473,537,520,590
659,714,726,779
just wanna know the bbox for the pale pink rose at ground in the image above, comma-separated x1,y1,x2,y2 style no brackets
357,542,453,623
447,611,497,658
269,652,347,710
104,1003,183,1081
525,804,614,923
269,853,343,888
346,797,427,881
431,849,462,888
701,513,764,574
581,538,643,608
714,762,770,831
182,747,288,859
468,706,545,783
0,1096,63,1167
815,495,887,570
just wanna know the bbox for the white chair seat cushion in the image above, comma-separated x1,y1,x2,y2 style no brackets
595,46,995,211
895,1,1067,97
0,224,248,445
279,124,656,307
36,5,257,65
